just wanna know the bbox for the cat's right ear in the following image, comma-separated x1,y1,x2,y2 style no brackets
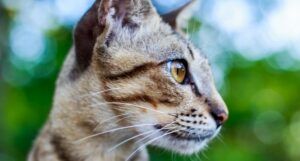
72,0,102,79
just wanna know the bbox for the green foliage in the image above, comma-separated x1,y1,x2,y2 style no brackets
1,3,300,161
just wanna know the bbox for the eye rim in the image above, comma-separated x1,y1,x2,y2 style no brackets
168,59,190,84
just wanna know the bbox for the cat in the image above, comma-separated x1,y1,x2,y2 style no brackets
28,0,228,161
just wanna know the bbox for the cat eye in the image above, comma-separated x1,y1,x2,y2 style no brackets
169,60,188,84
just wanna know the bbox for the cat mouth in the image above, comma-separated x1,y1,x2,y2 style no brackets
154,124,215,142
150,124,219,154
168,131,214,142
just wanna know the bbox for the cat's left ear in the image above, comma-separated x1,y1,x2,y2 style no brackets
161,0,195,29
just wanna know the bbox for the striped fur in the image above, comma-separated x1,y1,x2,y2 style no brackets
29,0,228,161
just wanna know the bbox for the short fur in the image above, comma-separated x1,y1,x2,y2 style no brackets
29,0,228,161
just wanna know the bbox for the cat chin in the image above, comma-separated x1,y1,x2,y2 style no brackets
151,136,209,155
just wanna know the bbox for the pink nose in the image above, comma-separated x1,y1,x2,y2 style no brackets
210,108,228,127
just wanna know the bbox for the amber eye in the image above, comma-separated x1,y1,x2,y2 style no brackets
170,61,187,84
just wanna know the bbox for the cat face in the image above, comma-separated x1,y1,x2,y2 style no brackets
74,0,228,155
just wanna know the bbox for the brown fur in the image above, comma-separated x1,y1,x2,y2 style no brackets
29,0,228,161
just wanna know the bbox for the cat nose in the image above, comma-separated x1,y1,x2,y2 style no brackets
204,92,229,127
210,107,228,127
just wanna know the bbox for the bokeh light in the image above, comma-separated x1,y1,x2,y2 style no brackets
253,110,285,144
10,24,45,63
1,0,300,161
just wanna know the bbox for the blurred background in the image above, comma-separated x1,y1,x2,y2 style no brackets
1,0,300,161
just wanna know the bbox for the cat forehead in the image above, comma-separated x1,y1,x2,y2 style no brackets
101,41,208,76
105,27,205,63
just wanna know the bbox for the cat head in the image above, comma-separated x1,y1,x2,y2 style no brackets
72,0,228,155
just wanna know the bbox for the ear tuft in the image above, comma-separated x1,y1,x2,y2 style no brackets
98,0,112,27
98,0,132,28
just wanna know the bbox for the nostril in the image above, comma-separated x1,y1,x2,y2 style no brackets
210,109,228,127
217,113,228,125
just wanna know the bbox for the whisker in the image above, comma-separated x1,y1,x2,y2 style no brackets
216,135,226,145
196,152,203,161
135,122,177,144
199,149,209,160
125,129,180,161
108,121,176,152
99,113,131,124
97,112,137,126
171,150,175,161
114,115,134,124
94,114,136,131
74,123,157,144
107,130,156,152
